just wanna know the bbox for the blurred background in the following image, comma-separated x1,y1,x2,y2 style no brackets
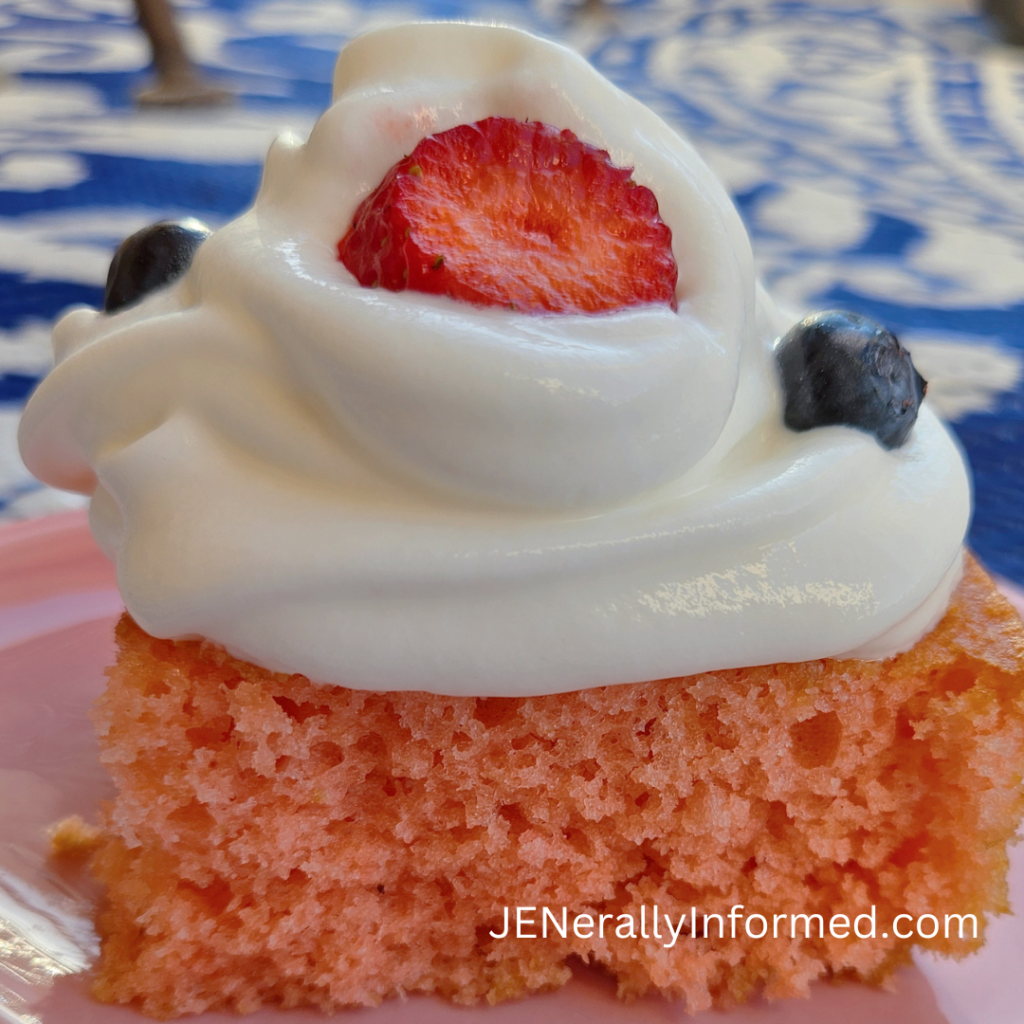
1,0,1024,584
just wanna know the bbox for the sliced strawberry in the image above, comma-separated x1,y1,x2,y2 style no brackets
337,117,677,315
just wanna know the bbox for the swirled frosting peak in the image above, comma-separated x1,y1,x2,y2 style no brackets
18,22,971,696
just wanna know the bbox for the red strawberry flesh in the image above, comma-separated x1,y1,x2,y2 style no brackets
337,117,678,315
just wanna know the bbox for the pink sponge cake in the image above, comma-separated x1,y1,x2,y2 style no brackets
89,568,1024,1018
17,21,1024,1019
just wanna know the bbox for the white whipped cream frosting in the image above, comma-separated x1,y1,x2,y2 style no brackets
19,22,971,696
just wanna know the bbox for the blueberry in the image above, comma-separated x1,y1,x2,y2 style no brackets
104,218,211,313
776,310,927,450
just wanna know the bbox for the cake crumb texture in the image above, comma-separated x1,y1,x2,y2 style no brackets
90,557,1024,1018
49,815,102,860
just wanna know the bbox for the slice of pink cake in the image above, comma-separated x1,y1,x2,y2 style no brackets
86,557,1024,1018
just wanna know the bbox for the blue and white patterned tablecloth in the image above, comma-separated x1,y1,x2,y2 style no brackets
2,0,1023,584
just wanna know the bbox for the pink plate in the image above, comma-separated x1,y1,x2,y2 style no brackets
2,512,1022,1024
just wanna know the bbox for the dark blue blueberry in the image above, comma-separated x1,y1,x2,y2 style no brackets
776,310,927,450
103,218,211,313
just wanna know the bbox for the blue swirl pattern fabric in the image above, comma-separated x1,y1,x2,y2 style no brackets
1,0,1023,584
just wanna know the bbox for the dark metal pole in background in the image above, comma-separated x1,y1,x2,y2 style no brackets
132,0,230,106
982,0,1024,44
